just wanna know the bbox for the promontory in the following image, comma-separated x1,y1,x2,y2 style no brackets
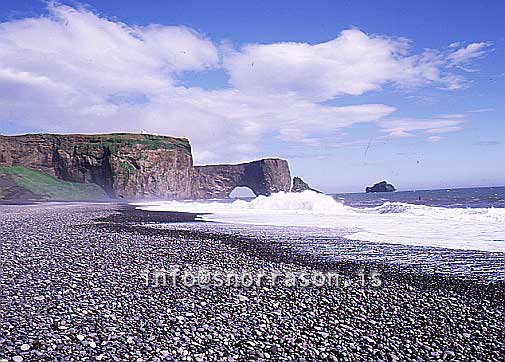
0,133,293,200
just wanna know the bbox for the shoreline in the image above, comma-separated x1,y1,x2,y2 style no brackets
98,205,505,302
0,203,504,360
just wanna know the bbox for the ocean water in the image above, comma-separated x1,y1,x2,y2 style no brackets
332,187,505,209
134,187,505,281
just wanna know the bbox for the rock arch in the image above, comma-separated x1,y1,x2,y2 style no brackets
191,158,291,199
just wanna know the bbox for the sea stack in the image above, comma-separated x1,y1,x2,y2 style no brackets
365,181,396,193
291,176,322,193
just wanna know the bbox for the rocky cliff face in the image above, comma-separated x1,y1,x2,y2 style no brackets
0,134,194,199
0,134,293,200
192,159,291,199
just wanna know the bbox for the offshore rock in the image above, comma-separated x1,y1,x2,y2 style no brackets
365,181,396,193
291,176,321,193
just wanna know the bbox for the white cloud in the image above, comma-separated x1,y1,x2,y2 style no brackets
428,136,445,142
0,3,219,94
223,29,490,100
466,108,495,113
447,42,492,65
0,4,398,163
379,118,464,138
0,4,489,163
439,114,465,119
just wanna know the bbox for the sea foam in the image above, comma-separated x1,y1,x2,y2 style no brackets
231,191,352,214
135,191,505,252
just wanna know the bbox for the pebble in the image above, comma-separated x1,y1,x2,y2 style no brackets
0,204,502,361
237,294,249,302
445,350,455,357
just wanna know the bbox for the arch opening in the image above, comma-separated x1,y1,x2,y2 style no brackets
229,186,256,199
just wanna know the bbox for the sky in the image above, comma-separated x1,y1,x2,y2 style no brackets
0,0,504,193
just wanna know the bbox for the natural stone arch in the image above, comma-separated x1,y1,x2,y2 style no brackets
191,158,291,199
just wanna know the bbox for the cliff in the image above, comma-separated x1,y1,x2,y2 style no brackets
0,133,194,199
0,134,293,200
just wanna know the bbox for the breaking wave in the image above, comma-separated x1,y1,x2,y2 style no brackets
370,201,505,222
223,191,505,223
135,191,505,252
231,191,352,214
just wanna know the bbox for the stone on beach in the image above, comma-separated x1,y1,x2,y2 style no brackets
0,203,503,361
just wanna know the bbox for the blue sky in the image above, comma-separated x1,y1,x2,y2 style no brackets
0,0,504,192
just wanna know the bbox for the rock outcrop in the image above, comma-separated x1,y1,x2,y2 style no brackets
192,159,291,199
365,181,396,193
291,176,321,193
0,133,194,199
0,133,293,200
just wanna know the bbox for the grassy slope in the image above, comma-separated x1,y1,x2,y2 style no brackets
0,166,108,201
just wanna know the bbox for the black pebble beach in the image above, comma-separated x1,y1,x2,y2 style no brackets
0,203,504,361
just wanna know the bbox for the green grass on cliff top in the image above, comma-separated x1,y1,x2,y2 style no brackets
2,133,192,153
0,166,108,201
62,133,191,152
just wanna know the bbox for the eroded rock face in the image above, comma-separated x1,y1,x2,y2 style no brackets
0,134,293,200
192,159,291,199
0,134,194,199
365,181,396,193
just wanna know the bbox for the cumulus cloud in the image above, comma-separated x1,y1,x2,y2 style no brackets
0,4,490,163
0,4,398,162
223,29,489,100
0,3,218,95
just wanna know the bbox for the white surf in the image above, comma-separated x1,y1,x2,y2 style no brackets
134,191,505,252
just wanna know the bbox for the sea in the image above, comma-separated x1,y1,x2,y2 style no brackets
134,187,505,282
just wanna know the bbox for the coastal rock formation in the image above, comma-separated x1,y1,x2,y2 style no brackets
366,181,396,193
0,133,293,200
291,176,322,193
192,159,291,199
0,134,194,199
